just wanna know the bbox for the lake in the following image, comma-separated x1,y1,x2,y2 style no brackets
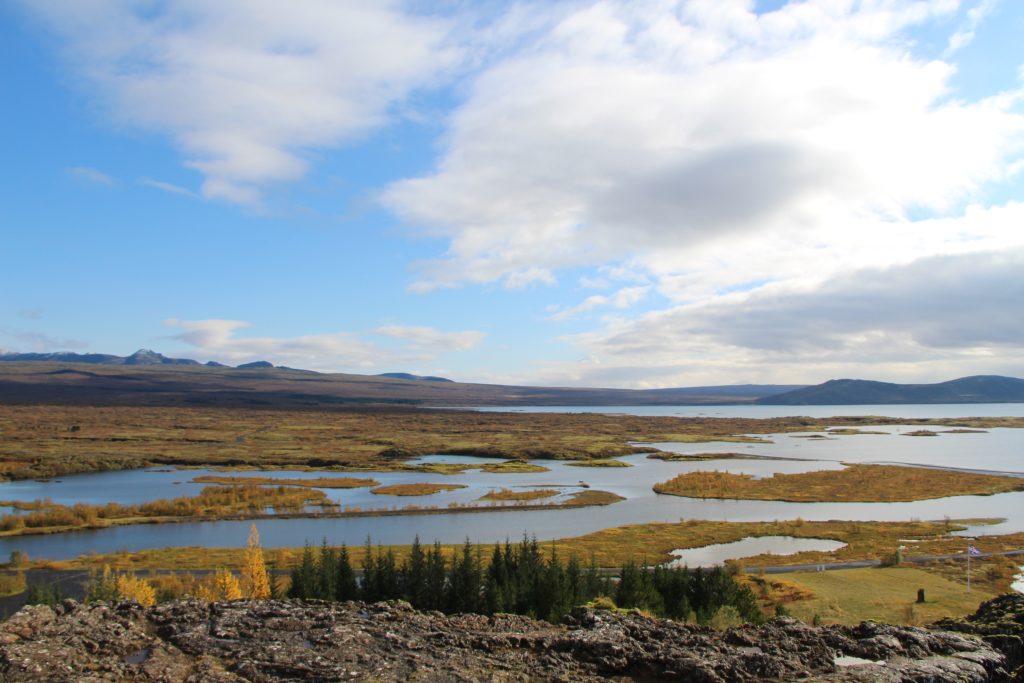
0,405,1022,561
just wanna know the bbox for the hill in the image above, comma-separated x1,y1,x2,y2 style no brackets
0,360,797,408
757,375,1024,405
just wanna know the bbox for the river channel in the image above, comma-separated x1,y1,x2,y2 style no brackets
0,408,1021,561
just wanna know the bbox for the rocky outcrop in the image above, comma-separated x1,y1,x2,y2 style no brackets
0,598,1017,682
934,594,1024,680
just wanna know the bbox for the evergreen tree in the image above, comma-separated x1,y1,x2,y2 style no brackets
422,541,447,611
288,543,317,599
403,536,426,606
317,539,338,600
335,544,358,601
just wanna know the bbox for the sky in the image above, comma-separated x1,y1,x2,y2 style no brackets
2,0,1023,388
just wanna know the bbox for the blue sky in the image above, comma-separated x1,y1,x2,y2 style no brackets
2,0,1023,387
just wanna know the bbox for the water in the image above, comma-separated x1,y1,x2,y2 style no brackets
668,536,847,567
645,425,1024,475
1,406,1022,560
476,404,1024,418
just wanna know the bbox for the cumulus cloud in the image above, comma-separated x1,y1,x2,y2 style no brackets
164,319,483,371
548,246,1024,387
31,0,457,204
385,0,1024,291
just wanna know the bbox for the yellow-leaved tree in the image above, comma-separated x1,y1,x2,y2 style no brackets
115,573,156,607
241,523,271,599
197,568,243,602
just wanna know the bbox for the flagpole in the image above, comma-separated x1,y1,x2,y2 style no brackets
967,548,971,592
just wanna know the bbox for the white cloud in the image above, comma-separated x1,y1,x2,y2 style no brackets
66,165,115,186
545,245,1024,387
375,325,485,351
547,285,650,321
946,0,998,54
164,319,482,371
32,0,457,205
385,0,1023,292
139,177,196,198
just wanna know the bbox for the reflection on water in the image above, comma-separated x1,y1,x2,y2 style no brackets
668,536,847,567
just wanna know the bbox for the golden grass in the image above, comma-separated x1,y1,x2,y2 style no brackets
0,572,26,597
479,488,560,501
479,461,550,473
0,485,334,537
761,567,994,625
370,483,467,496
903,430,939,437
653,464,1024,503
191,475,379,488
566,459,632,468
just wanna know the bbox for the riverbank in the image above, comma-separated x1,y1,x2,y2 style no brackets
0,488,624,539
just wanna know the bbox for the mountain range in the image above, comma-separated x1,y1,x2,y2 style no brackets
0,349,1021,407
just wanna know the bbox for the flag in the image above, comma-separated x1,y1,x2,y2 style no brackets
968,544,982,557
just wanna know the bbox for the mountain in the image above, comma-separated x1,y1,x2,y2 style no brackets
378,372,453,383
123,348,200,366
0,355,800,408
757,375,1024,405
237,360,274,369
0,349,200,366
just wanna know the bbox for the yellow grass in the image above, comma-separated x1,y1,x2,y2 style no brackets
566,459,632,468
479,488,560,501
370,483,467,496
653,464,1024,502
192,475,380,488
765,567,994,625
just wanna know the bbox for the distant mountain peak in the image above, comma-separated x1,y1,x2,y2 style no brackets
757,375,1024,405
236,360,274,369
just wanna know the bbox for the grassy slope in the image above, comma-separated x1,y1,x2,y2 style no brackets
766,567,994,625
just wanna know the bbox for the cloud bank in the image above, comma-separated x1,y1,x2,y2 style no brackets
164,319,483,372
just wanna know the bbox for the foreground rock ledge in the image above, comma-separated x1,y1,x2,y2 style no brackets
0,595,1021,682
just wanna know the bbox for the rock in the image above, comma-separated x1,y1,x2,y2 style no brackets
0,597,1018,682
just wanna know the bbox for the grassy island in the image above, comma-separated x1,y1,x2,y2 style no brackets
370,483,466,496
192,475,379,488
479,488,559,501
652,464,1024,502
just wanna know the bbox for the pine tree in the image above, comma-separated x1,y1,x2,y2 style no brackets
85,564,120,603
335,544,358,601
403,536,426,606
241,524,271,599
422,541,447,611
288,543,317,599
317,539,338,600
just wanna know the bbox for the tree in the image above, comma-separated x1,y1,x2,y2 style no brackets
115,573,156,606
85,564,120,603
241,524,271,599
335,544,358,601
